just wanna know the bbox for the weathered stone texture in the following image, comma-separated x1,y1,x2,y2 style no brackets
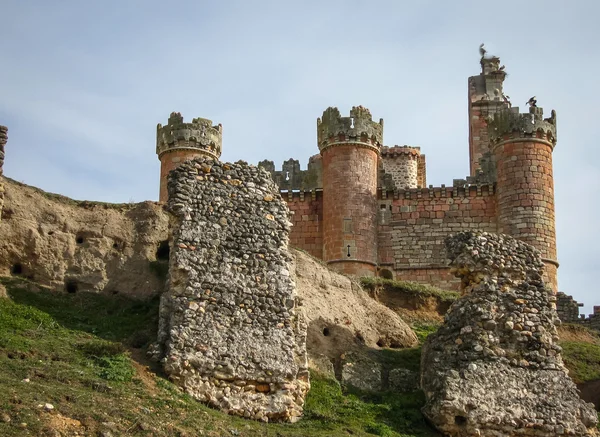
380,146,421,189
285,191,323,260
0,125,6,221
158,157,309,422
0,178,169,297
421,231,598,436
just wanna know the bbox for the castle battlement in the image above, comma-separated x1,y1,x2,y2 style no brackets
317,106,383,153
488,106,557,148
378,184,494,201
380,145,421,158
156,112,223,159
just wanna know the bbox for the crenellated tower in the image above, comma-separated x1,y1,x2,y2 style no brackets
468,54,509,179
488,106,558,291
318,106,383,276
156,112,222,202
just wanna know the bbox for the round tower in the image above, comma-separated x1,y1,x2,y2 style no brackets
156,112,222,203
489,106,558,291
318,106,383,276
380,146,421,189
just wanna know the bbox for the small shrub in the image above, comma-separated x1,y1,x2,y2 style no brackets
96,353,135,382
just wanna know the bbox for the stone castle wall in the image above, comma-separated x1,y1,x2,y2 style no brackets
557,292,600,331
380,146,421,189
285,190,323,260
157,157,309,422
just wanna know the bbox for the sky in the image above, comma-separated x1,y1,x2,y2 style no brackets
1,0,599,312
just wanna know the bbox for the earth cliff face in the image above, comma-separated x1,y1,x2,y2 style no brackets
0,179,169,298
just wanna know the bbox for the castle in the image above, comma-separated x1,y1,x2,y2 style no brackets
156,52,559,293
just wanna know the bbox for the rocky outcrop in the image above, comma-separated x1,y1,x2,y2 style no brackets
0,178,169,297
421,231,598,436
156,158,309,422
293,250,418,358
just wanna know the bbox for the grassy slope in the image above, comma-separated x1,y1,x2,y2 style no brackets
0,277,438,437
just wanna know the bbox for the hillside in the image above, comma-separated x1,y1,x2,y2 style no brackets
0,276,437,437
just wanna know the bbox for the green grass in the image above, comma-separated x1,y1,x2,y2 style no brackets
0,277,439,436
410,322,441,344
560,341,600,384
360,277,459,303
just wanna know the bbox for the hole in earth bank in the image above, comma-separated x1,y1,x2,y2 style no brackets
65,280,78,294
156,240,170,261
322,327,331,337
75,235,84,245
455,415,467,426
11,263,23,275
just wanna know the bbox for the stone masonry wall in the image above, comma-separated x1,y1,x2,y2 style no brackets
557,292,600,331
285,190,323,260
377,185,497,289
421,231,598,436
0,126,6,221
380,146,420,189
158,157,309,422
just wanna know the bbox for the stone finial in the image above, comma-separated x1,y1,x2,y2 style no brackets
156,113,223,160
317,106,383,153
487,106,557,149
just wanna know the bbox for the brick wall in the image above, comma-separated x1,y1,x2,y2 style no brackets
322,146,379,275
494,138,557,291
285,190,323,259
378,185,497,289
159,150,209,202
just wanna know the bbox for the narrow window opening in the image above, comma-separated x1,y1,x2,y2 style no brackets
350,117,355,128
347,245,351,257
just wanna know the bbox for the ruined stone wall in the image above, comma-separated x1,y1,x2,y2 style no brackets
0,126,6,221
421,231,598,436
158,157,308,422
285,190,323,260
377,185,497,289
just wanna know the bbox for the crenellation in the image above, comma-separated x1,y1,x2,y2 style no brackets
150,48,583,313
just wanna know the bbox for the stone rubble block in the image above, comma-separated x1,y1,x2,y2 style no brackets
421,231,598,436
156,157,309,422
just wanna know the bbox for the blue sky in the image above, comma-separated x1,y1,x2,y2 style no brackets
1,1,599,312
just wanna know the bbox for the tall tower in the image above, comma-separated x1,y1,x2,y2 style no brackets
468,54,509,178
489,106,558,291
156,112,222,203
318,106,383,276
